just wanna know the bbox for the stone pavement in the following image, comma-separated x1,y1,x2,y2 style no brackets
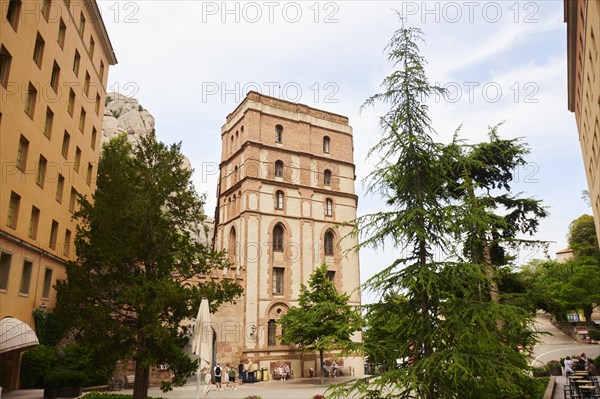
2,376,359,399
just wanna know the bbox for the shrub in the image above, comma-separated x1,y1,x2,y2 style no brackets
62,343,116,386
243,396,264,399
45,369,88,388
313,395,326,399
546,360,561,368
20,345,60,388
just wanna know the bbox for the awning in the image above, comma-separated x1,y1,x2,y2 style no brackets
0,317,39,354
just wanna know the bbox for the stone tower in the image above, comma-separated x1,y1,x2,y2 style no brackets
212,91,362,378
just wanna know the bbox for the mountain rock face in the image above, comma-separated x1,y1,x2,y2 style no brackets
102,92,213,243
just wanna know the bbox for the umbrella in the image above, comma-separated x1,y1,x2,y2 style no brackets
192,298,213,397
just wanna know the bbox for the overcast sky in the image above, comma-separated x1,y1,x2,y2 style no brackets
101,0,589,303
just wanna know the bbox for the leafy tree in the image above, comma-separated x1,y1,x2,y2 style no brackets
56,134,242,399
330,22,540,399
278,264,361,385
568,214,600,260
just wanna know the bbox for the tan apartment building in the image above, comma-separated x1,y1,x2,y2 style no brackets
565,0,600,247
0,0,116,390
210,92,363,379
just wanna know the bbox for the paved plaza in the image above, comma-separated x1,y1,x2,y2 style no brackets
3,376,360,399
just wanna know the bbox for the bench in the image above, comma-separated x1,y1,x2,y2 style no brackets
125,375,135,388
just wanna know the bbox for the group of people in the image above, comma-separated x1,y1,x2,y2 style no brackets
274,364,291,381
564,353,599,376
322,361,341,377
212,359,257,392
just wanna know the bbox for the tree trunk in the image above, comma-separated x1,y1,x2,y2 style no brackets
132,363,150,399
583,304,593,326
319,349,325,385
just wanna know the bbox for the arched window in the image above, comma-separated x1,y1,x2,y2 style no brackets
324,229,335,256
275,190,284,210
234,165,239,182
323,136,330,153
228,227,236,262
273,223,284,252
324,169,331,186
275,124,283,143
325,198,333,217
274,160,284,178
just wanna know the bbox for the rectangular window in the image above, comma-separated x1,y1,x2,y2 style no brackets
36,155,47,187
0,45,12,88
55,174,64,203
61,130,70,158
273,267,284,295
95,94,101,115
67,89,75,115
84,72,90,96
6,0,22,30
49,220,58,249
79,108,86,132
326,271,335,282
91,127,97,150
19,259,33,295
42,267,53,298
86,163,93,185
33,33,45,67
99,61,105,82
78,12,85,36
24,83,37,118
72,50,80,76
28,206,40,239
69,188,77,212
0,252,11,291
63,229,71,256
88,37,95,58
50,61,60,92
44,107,54,138
268,320,276,346
16,134,29,171
74,147,81,173
41,0,51,20
6,191,21,228
57,18,66,48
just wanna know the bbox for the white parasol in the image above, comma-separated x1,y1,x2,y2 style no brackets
192,298,213,397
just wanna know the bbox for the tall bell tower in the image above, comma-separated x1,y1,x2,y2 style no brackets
211,91,362,377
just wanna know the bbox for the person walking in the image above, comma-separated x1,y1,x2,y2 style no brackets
228,364,238,390
238,360,245,384
214,363,223,391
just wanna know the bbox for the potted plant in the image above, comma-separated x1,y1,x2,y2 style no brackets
546,360,562,376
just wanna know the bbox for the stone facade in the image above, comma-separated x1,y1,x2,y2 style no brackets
0,0,116,390
565,0,600,247
211,91,363,378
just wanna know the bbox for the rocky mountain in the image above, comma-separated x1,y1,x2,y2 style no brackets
102,93,213,244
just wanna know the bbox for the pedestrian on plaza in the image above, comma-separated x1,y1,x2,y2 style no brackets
214,363,223,391
580,352,590,367
248,358,255,383
575,356,587,371
228,364,238,390
588,361,598,376
238,360,245,384
224,363,230,389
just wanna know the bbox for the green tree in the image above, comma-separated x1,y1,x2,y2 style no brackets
56,134,242,399
568,214,600,260
278,264,361,385
330,22,539,399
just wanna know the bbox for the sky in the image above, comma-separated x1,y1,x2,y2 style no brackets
101,0,590,303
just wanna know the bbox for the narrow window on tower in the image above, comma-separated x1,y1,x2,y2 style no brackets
324,229,335,256
324,169,332,186
273,223,284,252
273,268,284,295
275,124,283,143
275,190,284,210
268,319,277,346
274,160,284,178
325,198,333,217
323,136,330,153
